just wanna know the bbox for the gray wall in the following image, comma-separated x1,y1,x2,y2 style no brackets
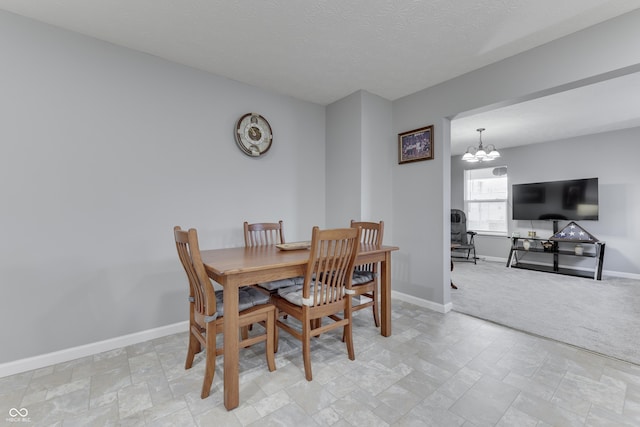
392,10,640,308
325,92,362,226
360,91,394,230
3,7,640,366
0,11,326,364
451,127,640,276
325,91,394,233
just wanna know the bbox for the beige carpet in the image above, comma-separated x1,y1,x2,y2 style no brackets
451,260,640,365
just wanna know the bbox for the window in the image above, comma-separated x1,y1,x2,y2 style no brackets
464,166,508,235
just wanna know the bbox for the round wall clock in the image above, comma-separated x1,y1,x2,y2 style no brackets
234,113,273,157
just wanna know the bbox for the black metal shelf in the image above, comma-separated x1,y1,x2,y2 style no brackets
506,235,605,280
513,246,597,258
556,249,597,258
510,262,596,279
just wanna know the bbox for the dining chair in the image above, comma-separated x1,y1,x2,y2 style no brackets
273,226,361,381
174,226,276,399
349,220,384,328
243,220,285,247
243,220,304,293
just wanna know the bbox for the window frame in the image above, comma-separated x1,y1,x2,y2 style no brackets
463,166,509,236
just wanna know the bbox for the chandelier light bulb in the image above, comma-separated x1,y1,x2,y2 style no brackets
462,128,499,162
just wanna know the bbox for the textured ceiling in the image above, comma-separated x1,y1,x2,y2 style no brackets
1,0,638,105
1,0,640,151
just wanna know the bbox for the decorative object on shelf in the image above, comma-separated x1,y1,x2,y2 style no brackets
523,239,531,250
234,113,273,157
574,244,584,255
550,221,599,243
398,125,434,164
541,240,554,251
462,128,500,163
528,231,537,238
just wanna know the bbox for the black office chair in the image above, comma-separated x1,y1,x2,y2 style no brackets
451,209,477,264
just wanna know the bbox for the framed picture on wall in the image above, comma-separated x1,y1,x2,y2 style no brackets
398,125,434,164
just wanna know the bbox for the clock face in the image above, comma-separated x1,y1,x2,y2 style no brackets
235,113,273,157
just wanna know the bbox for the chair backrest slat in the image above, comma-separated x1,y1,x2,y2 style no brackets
304,227,360,307
244,220,285,247
350,220,384,273
174,226,217,317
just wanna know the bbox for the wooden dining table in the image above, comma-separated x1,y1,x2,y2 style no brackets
200,242,399,410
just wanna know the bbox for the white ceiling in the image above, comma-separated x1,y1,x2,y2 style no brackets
451,70,640,155
2,0,640,152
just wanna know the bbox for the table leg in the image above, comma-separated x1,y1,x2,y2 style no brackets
380,251,391,337
223,281,240,410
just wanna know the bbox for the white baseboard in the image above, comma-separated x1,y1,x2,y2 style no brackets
6,262,634,379
1,294,451,379
477,256,640,281
0,321,188,379
602,269,640,280
480,256,508,263
391,290,452,313
2,293,451,379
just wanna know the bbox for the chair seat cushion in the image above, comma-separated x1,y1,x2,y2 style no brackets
277,283,345,306
352,271,375,285
213,286,271,318
277,284,304,305
257,276,304,291
241,286,271,305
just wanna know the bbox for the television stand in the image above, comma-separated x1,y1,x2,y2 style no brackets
506,235,605,280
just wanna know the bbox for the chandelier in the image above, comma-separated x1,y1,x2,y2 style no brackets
462,128,500,162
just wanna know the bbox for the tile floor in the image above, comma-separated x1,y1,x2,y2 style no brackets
1,301,640,426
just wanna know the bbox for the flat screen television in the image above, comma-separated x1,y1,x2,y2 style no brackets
512,178,599,221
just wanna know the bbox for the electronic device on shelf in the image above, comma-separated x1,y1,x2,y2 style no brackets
512,177,599,221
